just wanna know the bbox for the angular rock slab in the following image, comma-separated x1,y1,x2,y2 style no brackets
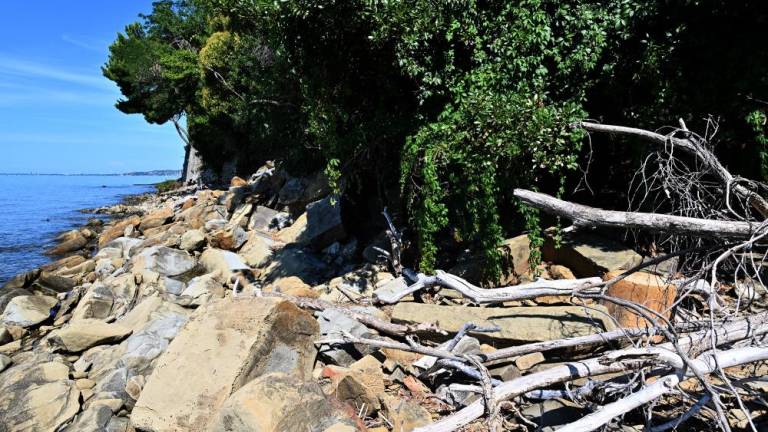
391,303,616,343
1,295,57,327
130,297,319,432
49,319,132,353
211,372,357,432
542,232,642,277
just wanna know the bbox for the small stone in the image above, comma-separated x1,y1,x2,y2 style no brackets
550,264,576,280
125,375,146,401
92,398,124,413
72,370,88,379
515,352,545,370
230,176,247,187
76,378,96,389
179,229,206,251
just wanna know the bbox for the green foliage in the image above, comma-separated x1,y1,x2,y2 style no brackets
155,179,181,193
106,0,768,282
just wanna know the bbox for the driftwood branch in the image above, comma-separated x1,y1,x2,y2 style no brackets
374,270,602,304
514,189,759,237
558,346,768,432
415,313,768,432
579,121,768,218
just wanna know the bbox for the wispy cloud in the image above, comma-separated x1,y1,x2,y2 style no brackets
0,54,111,90
61,34,108,53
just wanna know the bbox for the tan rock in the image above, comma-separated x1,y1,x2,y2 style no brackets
76,378,96,389
230,176,248,187
0,380,80,431
542,232,642,277
269,276,318,298
515,352,545,370
239,231,275,268
199,248,250,281
179,229,206,251
550,264,576,279
603,271,677,329
383,397,432,432
125,375,145,401
47,230,88,255
139,207,174,232
211,372,358,432
99,216,140,248
131,297,319,432
391,303,616,343
49,320,132,352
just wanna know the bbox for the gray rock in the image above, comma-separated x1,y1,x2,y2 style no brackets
0,288,31,318
140,247,197,277
1,295,57,327
104,237,144,259
64,404,113,432
180,274,220,306
248,205,282,232
316,308,376,366
71,284,114,321
0,354,10,372
35,272,76,293
262,247,329,285
95,258,116,277
204,219,228,232
161,277,186,296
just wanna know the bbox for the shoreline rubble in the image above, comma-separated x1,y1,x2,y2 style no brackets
0,166,764,431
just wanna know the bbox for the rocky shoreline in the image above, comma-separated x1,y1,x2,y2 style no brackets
0,164,761,431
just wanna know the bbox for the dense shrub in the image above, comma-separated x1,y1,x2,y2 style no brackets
105,0,768,280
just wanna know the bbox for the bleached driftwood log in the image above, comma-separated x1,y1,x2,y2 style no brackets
374,270,602,304
578,121,768,218
513,189,759,237
414,312,768,432
558,346,768,432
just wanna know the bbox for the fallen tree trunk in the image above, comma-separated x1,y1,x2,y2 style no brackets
513,189,759,237
578,121,768,218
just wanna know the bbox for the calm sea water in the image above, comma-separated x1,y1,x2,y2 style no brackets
0,174,174,285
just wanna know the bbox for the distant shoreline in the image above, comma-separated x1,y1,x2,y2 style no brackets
0,170,181,177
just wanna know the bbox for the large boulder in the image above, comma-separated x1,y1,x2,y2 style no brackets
278,196,345,250
49,320,132,353
0,358,80,431
211,372,358,432
131,297,319,431
542,232,642,277
47,230,88,255
138,246,197,277
391,302,616,343
1,295,57,327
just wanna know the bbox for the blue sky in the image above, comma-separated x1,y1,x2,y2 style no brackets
0,2,184,174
